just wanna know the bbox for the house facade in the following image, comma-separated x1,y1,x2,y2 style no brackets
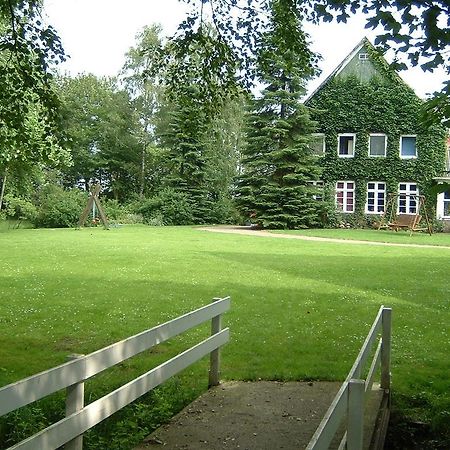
305,38,449,229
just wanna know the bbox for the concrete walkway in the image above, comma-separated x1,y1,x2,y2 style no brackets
135,381,384,450
199,225,450,250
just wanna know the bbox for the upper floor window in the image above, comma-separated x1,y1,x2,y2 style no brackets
336,181,355,213
398,182,419,214
369,134,387,157
359,53,369,60
338,134,355,158
400,135,417,159
309,133,325,156
366,182,386,214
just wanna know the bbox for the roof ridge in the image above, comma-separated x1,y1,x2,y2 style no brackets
303,36,416,103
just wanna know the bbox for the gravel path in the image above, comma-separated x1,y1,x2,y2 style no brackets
198,225,450,250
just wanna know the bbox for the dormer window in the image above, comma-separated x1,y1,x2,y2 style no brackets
359,53,369,60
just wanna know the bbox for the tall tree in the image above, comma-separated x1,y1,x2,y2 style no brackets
121,24,166,197
58,75,141,201
157,24,241,223
0,4,67,208
236,0,322,229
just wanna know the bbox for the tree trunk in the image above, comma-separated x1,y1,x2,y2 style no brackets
140,144,146,198
0,167,8,211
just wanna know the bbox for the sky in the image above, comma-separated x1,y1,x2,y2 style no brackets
42,0,447,99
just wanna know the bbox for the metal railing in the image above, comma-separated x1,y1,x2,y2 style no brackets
0,297,231,450
306,306,392,450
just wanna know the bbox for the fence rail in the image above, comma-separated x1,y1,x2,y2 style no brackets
306,306,392,450
1,296,231,450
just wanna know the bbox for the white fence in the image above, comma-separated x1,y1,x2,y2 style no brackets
0,296,231,450
306,306,392,450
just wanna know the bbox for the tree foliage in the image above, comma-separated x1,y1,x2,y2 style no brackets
58,75,141,201
236,0,322,229
153,23,243,224
307,0,449,75
121,24,166,197
0,0,65,160
178,0,449,125
0,1,68,208
179,0,449,75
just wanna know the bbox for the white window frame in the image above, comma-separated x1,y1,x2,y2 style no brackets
309,133,326,156
444,191,450,218
398,182,419,214
399,135,417,159
336,181,355,213
359,53,369,60
368,134,387,157
338,133,356,158
436,189,450,219
365,182,386,214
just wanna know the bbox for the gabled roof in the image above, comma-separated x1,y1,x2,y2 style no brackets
304,37,413,103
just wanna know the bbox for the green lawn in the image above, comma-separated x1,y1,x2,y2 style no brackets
0,225,449,447
269,227,450,246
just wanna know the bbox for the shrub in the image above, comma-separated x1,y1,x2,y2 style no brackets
138,189,194,226
317,200,340,228
432,219,445,233
34,185,87,228
3,194,38,223
207,196,241,224
102,199,124,221
118,213,144,224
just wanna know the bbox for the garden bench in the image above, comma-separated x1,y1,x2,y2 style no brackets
388,214,421,231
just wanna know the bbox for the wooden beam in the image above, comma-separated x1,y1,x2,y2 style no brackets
0,297,231,415
9,330,229,450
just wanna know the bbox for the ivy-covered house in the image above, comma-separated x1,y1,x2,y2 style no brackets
305,37,449,228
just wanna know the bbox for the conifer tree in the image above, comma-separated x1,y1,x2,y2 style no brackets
160,26,240,224
161,85,211,223
236,0,322,229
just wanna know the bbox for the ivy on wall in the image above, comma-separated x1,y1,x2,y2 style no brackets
307,73,447,223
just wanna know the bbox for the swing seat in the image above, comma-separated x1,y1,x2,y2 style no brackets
388,214,421,231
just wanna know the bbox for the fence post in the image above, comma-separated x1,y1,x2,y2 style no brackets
381,308,392,390
65,354,85,450
347,379,365,450
208,298,222,387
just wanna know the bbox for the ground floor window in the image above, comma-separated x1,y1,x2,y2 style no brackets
398,182,419,214
444,190,450,217
336,181,354,213
366,182,386,213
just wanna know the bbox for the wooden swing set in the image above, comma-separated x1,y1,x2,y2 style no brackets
78,184,109,229
378,193,432,235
